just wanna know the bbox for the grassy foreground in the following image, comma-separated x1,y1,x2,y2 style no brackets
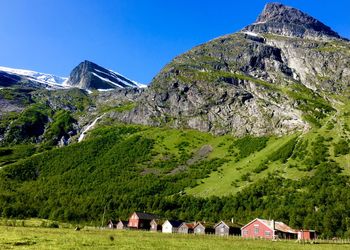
0,226,349,250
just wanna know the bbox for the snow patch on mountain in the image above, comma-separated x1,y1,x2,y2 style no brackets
92,72,124,88
0,66,68,89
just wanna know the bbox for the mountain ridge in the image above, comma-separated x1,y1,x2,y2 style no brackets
0,2,349,238
242,3,342,40
65,60,146,91
0,61,145,92
110,2,348,137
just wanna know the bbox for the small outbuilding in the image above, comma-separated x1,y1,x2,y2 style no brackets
150,219,163,232
116,220,128,230
214,221,241,236
298,230,317,240
178,222,196,234
162,220,183,233
193,222,215,235
106,219,117,229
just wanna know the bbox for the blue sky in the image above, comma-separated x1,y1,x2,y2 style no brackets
0,0,349,84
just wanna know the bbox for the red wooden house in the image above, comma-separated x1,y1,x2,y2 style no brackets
128,212,158,230
241,218,298,240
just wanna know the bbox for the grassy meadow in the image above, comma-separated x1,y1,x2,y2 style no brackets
1,225,350,250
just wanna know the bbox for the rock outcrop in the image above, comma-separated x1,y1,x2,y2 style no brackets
66,60,142,90
242,3,342,40
112,3,349,136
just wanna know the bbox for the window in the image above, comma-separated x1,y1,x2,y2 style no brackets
243,230,248,235
265,231,271,236
221,227,225,233
254,227,259,234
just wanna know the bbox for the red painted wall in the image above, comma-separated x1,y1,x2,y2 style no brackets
241,219,274,239
128,213,139,228
298,231,315,240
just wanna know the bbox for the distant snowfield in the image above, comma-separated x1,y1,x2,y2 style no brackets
0,66,67,85
0,65,148,91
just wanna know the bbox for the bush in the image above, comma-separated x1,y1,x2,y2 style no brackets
229,136,268,159
267,137,297,163
253,163,268,173
334,139,350,156
241,173,251,182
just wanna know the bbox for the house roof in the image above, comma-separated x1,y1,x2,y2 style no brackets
242,218,297,234
151,219,165,225
258,219,296,233
117,220,128,226
194,222,216,229
107,219,118,224
163,220,183,228
180,222,196,229
133,212,159,220
214,220,242,229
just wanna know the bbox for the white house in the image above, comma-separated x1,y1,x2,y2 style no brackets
162,220,182,233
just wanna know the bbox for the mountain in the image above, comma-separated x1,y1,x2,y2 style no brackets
0,62,146,92
0,61,145,146
112,2,349,137
0,66,68,89
65,60,146,91
0,2,350,238
242,2,342,39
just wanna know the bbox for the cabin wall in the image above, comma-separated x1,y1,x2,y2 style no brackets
215,224,229,236
241,220,273,239
128,213,139,228
194,225,205,235
162,222,174,233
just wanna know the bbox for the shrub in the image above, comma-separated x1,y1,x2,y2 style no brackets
229,136,268,159
334,139,350,156
267,137,297,163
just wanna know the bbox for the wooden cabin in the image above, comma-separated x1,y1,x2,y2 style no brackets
106,219,117,229
128,212,158,230
150,219,163,232
193,222,215,235
116,220,128,230
214,221,241,236
162,220,183,233
298,230,317,240
178,222,196,234
241,218,298,240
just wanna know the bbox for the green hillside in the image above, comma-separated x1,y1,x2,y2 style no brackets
1,3,350,238
188,100,350,197
0,102,350,237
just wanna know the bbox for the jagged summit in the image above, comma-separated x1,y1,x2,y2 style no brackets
242,2,341,39
66,60,145,90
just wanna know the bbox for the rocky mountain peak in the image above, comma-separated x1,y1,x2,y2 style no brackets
243,2,341,39
66,60,143,90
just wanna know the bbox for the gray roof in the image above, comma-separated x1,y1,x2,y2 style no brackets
117,220,128,226
134,212,158,220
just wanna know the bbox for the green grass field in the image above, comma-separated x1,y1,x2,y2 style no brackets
1,226,350,250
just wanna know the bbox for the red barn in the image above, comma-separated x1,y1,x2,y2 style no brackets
241,218,298,240
128,212,158,230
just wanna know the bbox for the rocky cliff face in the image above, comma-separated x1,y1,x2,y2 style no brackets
243,3,342,40
113,3,349,136
66,60,142,90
